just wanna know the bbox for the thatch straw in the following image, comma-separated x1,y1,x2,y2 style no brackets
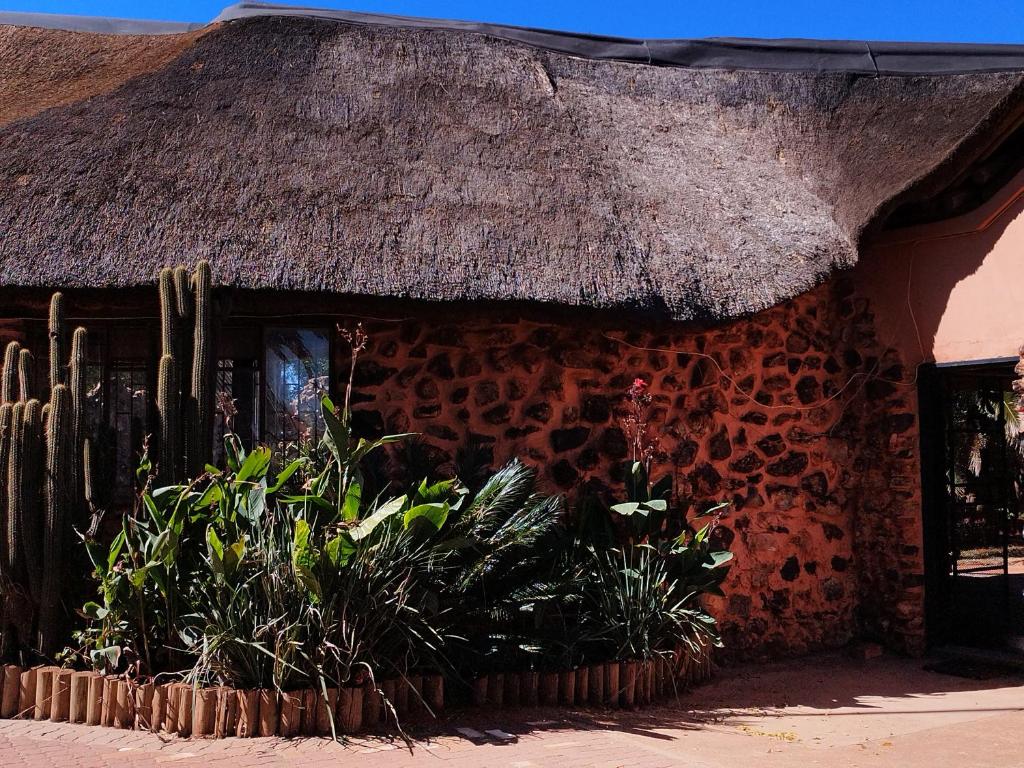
1,15,1022,320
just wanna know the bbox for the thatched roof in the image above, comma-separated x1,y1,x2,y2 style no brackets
2,7,1024,320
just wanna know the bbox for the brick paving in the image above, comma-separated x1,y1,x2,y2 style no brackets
1,653,1022,768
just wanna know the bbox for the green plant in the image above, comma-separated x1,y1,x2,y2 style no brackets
576,503,732,664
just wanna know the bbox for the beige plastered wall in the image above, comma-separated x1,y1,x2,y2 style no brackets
857,169,1024,368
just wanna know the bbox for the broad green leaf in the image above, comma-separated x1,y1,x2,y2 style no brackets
207,525,224,583
292,519,322,601
268,459,305,494
321,396,349,462
236,446,272,482
197,481,224,508
348,495,406,542
342,478,362,522
107,529,126,572
403,502,449,531
325,532,356,567
224,538,246,577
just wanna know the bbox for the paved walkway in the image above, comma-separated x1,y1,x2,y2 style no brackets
1,652,1022,768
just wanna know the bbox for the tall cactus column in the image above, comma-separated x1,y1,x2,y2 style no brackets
190,261,213,478
157,270,182,484
157,261,215,483
39,385,71,656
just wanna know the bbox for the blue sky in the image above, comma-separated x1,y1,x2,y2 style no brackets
2,0,1024,42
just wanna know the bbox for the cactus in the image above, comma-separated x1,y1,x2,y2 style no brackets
68,328,86,526
5,402,24,596
48,293,66,390
1,342,18,404
0,295,89,659
157,261,215,482
190,261,214,477
16,348,33,402
158,269,182,483
0,404,11,582
39,385,71,655
20,400,43,605
157,354,179,483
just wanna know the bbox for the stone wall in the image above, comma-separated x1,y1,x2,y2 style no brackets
0,279,926,660
341,279,925,659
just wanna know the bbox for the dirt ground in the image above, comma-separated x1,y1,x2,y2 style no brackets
1,651,1021,768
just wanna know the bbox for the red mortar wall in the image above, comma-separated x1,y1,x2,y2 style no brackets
341,279,925,659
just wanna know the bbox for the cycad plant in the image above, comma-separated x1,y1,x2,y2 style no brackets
573,457,732,668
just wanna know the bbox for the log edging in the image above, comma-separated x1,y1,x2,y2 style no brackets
0,654,711,739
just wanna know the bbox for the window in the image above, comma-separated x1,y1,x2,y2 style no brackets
213,358,260,464
107,361,150,506
263,328,330,446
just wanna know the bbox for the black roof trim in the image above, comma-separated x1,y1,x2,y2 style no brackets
0,10,202,35
4,1,1024,75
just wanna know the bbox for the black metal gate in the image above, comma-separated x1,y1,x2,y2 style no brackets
921,361,1024,651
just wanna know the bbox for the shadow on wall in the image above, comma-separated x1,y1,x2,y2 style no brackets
856,188,1024,367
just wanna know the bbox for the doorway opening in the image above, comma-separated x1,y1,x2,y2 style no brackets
920,360,1024,653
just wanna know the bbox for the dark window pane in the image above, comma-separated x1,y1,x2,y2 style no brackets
264,328,329,446
107,362,149,506
214,358,260,462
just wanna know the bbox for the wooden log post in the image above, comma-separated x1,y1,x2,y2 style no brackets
214,687,237,739
604,663,619,707
18,668,37,719
192,687,217,737
502,672,520,709
315,688,338,736
34,667,57,720
114,680,134,729
392,677,409,716
559,669,575,706
163,683,181,735
539,672,559,706
278,691,302,737
486,673,504,708
151,684,168,732
69,672,90,723
521,671,539,707
621,662,637,709
363,685,382,729
133,683,154,730
574,666,589,704
50,669,72,721
338,686,363,734
257,689,278,737
175,685,193,737
0,665,19,718
470,677,486,707
100,676,117,727
423,675,444,715
407,675,424,718
297,689,316,736
236,690,259,738
85,674,104,726
588,663,604,706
